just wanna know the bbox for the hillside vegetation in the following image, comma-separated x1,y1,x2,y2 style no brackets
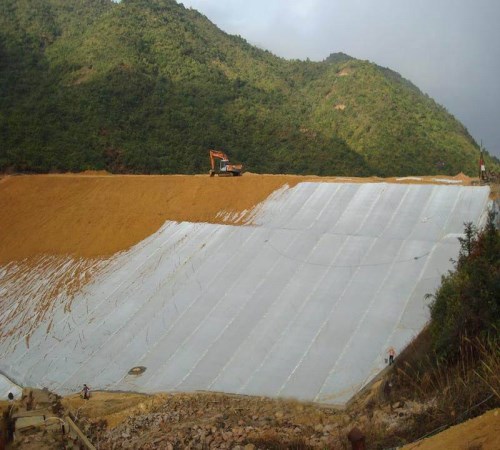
0,0,496,175
382,211,500,448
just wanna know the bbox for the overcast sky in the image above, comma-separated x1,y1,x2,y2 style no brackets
179,0,500,159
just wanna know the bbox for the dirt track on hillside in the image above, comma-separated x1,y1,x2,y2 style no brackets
0,173,472,264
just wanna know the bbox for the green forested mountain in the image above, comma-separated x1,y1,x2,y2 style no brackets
0,0,494,175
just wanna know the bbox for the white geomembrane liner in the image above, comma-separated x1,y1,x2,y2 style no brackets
0,373,22,400
0,183,491,406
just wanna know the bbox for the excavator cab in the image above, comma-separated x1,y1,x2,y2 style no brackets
219,159,229,171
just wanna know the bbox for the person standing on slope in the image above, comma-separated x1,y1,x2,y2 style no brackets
387,347,396,365
81,384,91,400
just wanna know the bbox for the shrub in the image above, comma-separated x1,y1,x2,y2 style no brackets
428,210,500,361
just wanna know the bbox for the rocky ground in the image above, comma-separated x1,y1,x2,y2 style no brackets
3,380,498,449
69,392,347,449
60,378,443,450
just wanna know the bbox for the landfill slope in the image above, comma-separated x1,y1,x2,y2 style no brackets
0,180,489,406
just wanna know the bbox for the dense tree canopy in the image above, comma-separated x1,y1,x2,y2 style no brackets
0,0,496,175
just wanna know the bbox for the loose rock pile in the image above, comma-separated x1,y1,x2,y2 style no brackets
61,378,441,449
91,392,348,449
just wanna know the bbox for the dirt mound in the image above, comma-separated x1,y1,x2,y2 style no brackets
454,172,471,183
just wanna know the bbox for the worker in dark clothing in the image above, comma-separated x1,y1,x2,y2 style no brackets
387,347,396,365
81,384,91,400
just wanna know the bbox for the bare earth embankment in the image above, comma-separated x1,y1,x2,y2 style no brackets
0,173,301,263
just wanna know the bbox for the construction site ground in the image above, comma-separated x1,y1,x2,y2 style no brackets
67,390,498,450
1,383,498,449
1,172,498,449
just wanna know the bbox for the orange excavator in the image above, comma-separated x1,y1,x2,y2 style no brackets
209,150,243,177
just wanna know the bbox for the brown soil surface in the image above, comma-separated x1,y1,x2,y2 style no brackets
62,391,153,428
0,173,474,265
0,174,299,264
403,408,500,450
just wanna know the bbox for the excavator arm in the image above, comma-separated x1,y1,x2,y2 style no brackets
209,150,229,171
